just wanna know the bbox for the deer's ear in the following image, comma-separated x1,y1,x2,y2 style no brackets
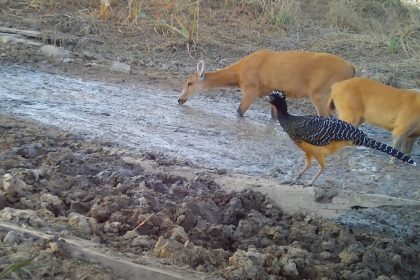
197,60,205,80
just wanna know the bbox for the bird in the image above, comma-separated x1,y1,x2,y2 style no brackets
268,91,416,185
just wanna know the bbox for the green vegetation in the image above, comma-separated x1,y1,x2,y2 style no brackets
0,256,37,280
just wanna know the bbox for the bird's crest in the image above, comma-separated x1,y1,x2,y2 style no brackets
268,90,286,102
268,90,288,114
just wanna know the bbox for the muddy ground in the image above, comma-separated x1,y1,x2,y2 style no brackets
1,116,419,280
1,1,420,279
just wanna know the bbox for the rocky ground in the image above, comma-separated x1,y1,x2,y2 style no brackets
1,116,420,279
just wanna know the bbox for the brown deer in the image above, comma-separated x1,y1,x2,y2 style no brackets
178,50,355,117
328,77,420,154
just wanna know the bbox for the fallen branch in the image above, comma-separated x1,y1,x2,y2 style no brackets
0,27,42,39
0,33,43,46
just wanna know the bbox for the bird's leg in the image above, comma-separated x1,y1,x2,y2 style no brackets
308,155,325,185
295,153,312,182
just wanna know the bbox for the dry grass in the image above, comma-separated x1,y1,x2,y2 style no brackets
4,0,418,81
18,1,419,47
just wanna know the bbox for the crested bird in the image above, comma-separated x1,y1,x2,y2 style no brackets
268,91,416,185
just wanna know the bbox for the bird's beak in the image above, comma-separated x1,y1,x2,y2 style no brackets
265,95,273,103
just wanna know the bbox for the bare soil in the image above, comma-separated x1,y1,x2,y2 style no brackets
0,1,420,279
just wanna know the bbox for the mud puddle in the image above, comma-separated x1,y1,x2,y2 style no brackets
0,64,418,200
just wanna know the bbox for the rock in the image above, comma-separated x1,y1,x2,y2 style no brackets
145,179,167,193
320,251,335,261
339,244,364,265
376,276,391,280
132,235,155,249
82,51,102,61
288,246,309,259
123,230,139,240
197,199,220,224
391,254,401,267
68,212,92,235
134,213,164,235
139,193,160,211
89,195,133,223
321,240,336,252
70,200,90,214
40,175,69,195
40,193,64,216
221,196,245,224
48,241,61,253
186,242,217,270
224,248,268,280
347,269,376,280
20,197,35,209
46,148,74,165
282,261,299,279
85,62,101,68
62,58,74,63
0,191,6,210
0,207,43,227
169,225,188,243
3,173,26,203
205,224,235,249
153,236,190,264
339,250,360,265
103,221,123,233
3,231,18,244
265,255,280,275
111,61,131,74
88,202,110,223
175,201,199,232
17,145,45,159
169,185,189,200
40,45,70,59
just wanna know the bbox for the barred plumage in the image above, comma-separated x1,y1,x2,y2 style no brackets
268,91,416,184
282,114,415,165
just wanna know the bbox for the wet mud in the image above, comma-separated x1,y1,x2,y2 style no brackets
0,64,418,199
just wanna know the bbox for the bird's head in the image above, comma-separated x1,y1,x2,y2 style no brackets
267,91,288,114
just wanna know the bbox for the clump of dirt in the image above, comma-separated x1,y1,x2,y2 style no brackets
1,115,419,279
0,229,117,280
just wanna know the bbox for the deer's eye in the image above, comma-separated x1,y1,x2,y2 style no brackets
187,82,192,87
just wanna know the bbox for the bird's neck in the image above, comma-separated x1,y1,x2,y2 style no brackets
276,111,295,129
276,110,291,121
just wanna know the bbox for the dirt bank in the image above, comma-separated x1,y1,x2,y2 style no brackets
1,116,419,279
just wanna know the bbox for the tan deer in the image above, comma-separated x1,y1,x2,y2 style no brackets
328,77,420,154
178,50,355,117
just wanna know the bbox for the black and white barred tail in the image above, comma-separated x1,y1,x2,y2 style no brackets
354,137,416,166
